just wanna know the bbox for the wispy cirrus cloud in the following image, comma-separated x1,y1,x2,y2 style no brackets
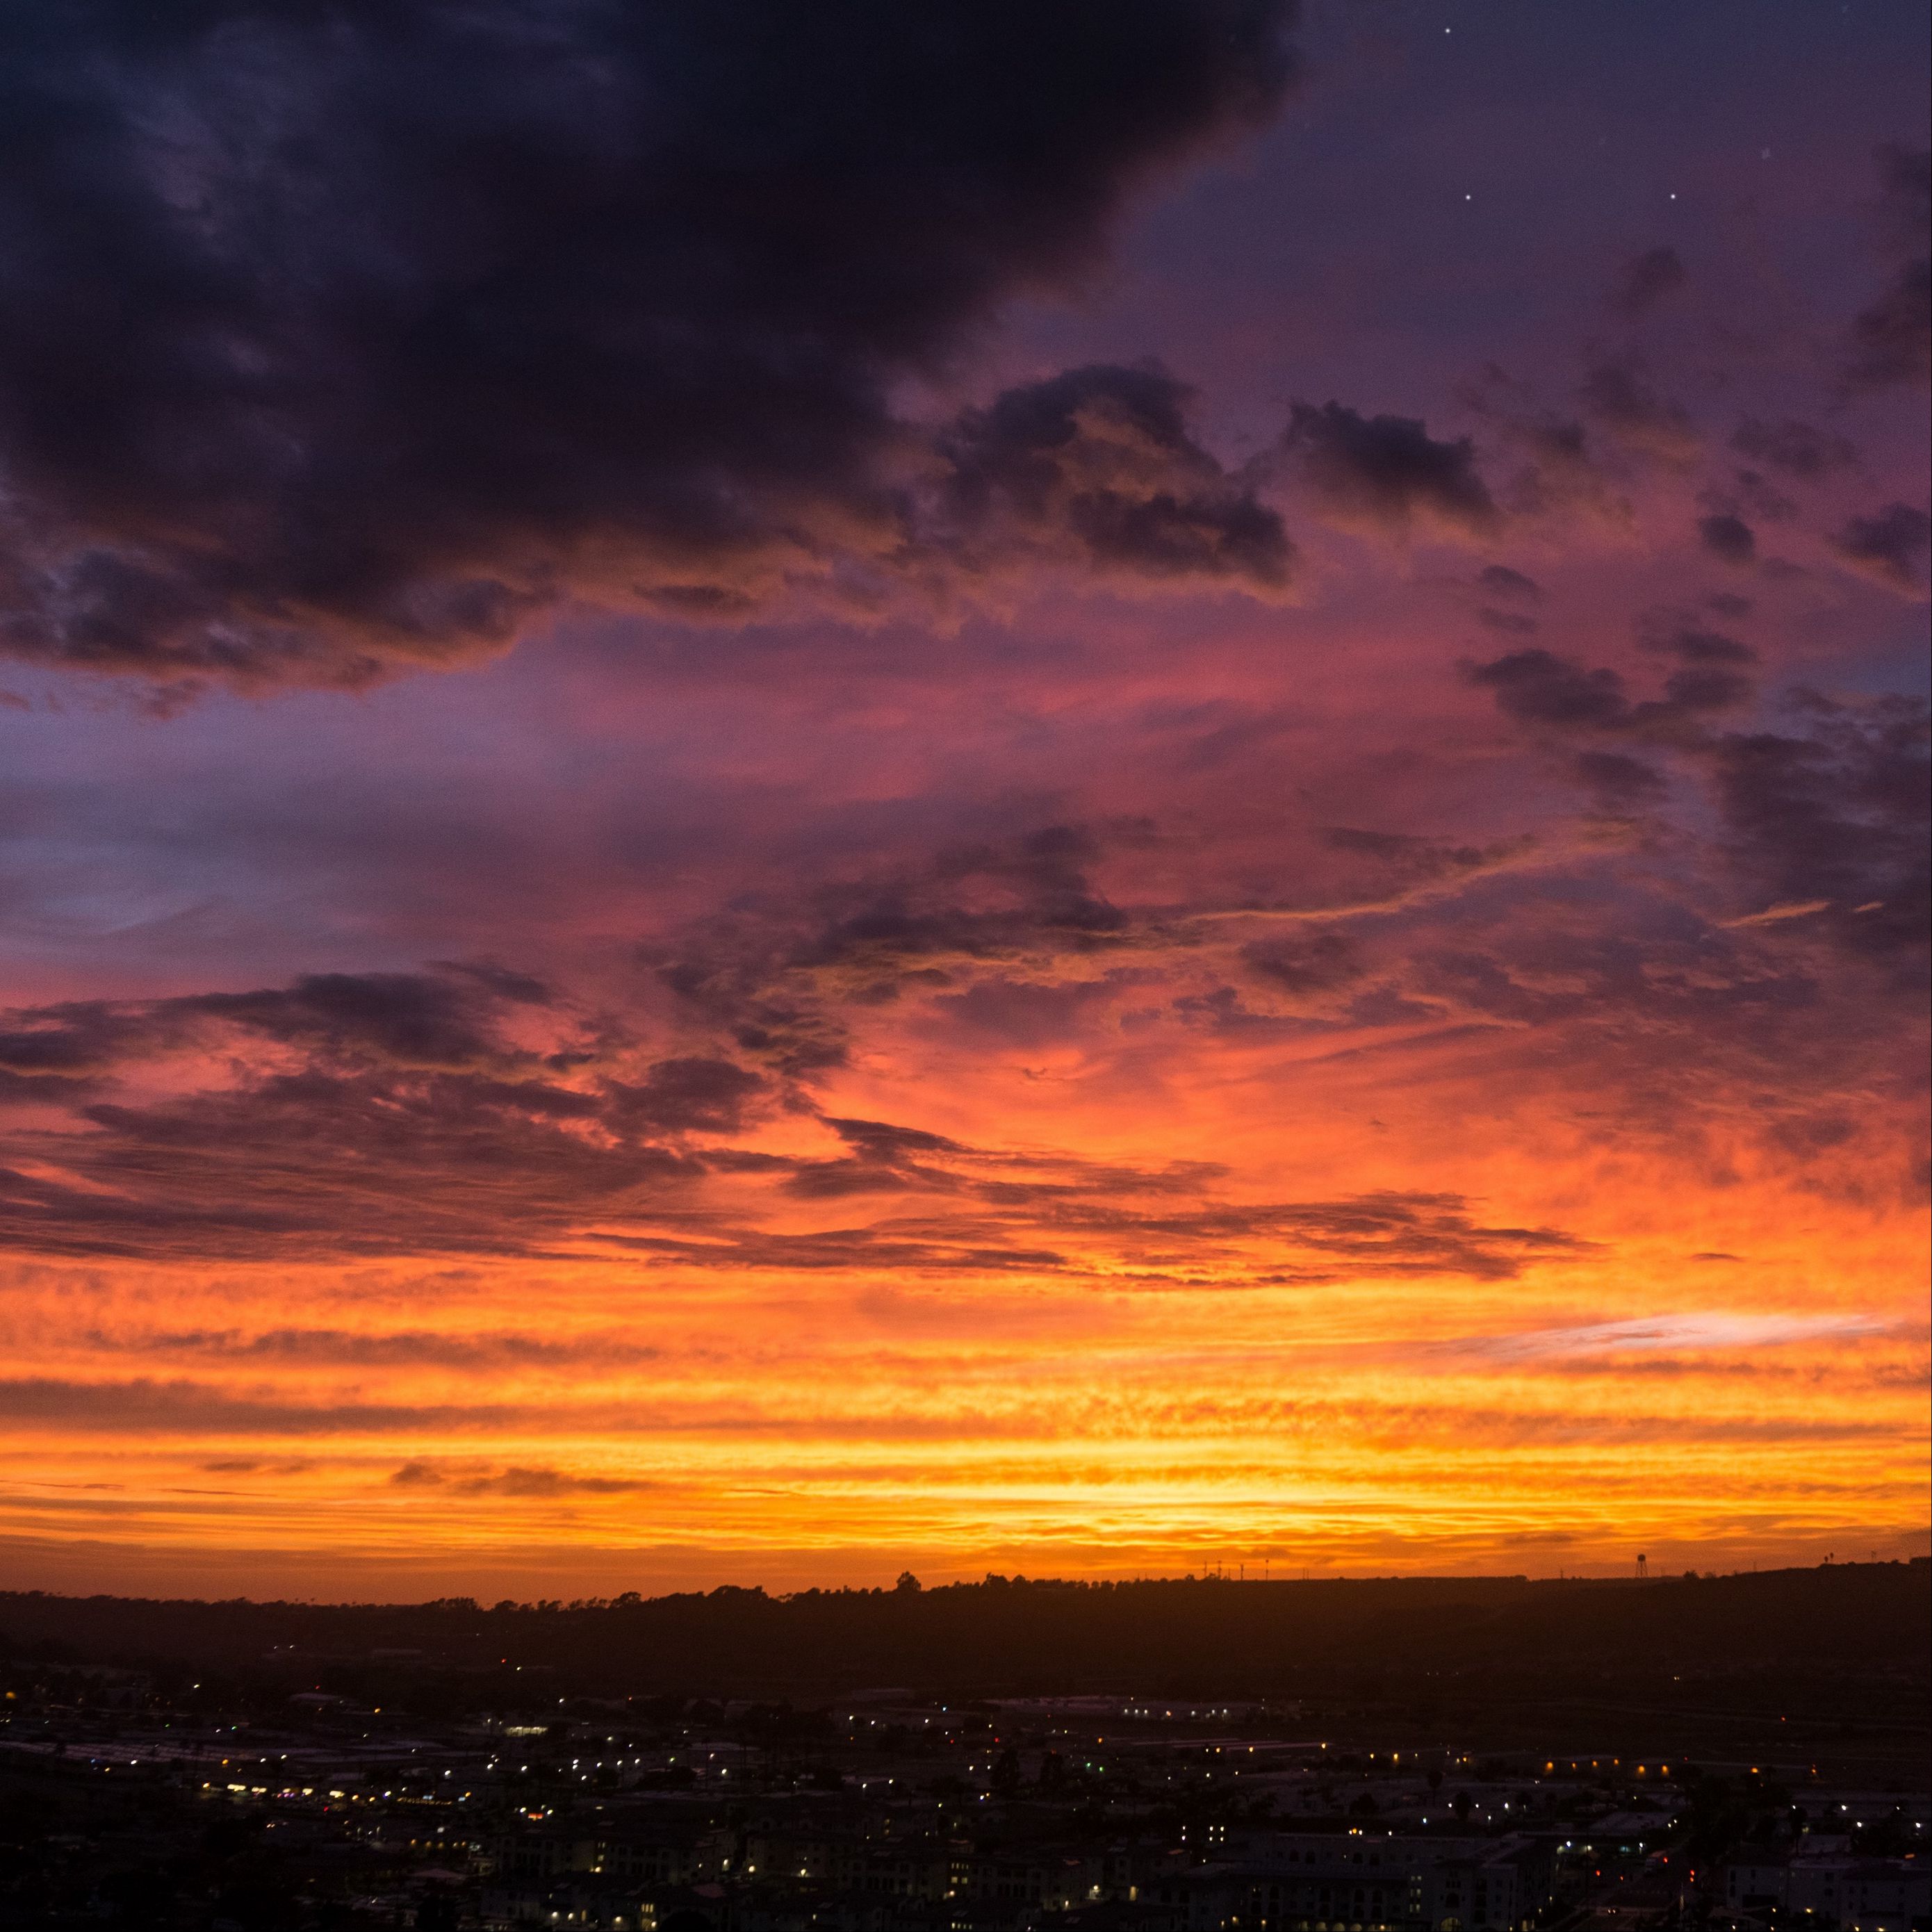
1462,1311,1895,1361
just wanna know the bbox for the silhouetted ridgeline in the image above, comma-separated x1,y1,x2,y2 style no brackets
2,1564,1926,1701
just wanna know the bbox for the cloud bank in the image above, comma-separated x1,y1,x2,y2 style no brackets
0,0,1297,687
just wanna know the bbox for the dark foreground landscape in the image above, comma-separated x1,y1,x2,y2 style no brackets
1,1564,1925,1931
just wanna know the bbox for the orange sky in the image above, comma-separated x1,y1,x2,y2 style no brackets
3,824,1925,1596
0,2,1926,1601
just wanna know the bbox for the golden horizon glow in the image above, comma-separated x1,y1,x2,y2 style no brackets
6,969,1924,1598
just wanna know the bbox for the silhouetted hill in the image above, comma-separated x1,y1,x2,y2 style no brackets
3,1562,1925,1699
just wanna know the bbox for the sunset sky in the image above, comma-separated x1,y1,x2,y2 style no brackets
1,0,1926,1601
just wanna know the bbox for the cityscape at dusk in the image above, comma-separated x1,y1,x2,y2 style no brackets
2,1570,1928,1927
1,1,1928,1925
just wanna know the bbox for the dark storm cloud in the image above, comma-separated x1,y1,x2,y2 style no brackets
0,969,763,1136
1830,502,1932,590
1843,145,1931,391
0,0,1297,687
1466,648,1753,737
0,967,539,1083
1697,513,1757,565
1471,637,1926,964
1609,245,1687,318
1468,650,1632,730
1640,623,1758,667
1711,694,1930,959
1283,402,1498,537
195,972,539,1067
934,365,1292,588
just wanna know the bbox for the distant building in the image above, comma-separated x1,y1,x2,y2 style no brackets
1723,1853,1929,1932
1138,1833,1549,1932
